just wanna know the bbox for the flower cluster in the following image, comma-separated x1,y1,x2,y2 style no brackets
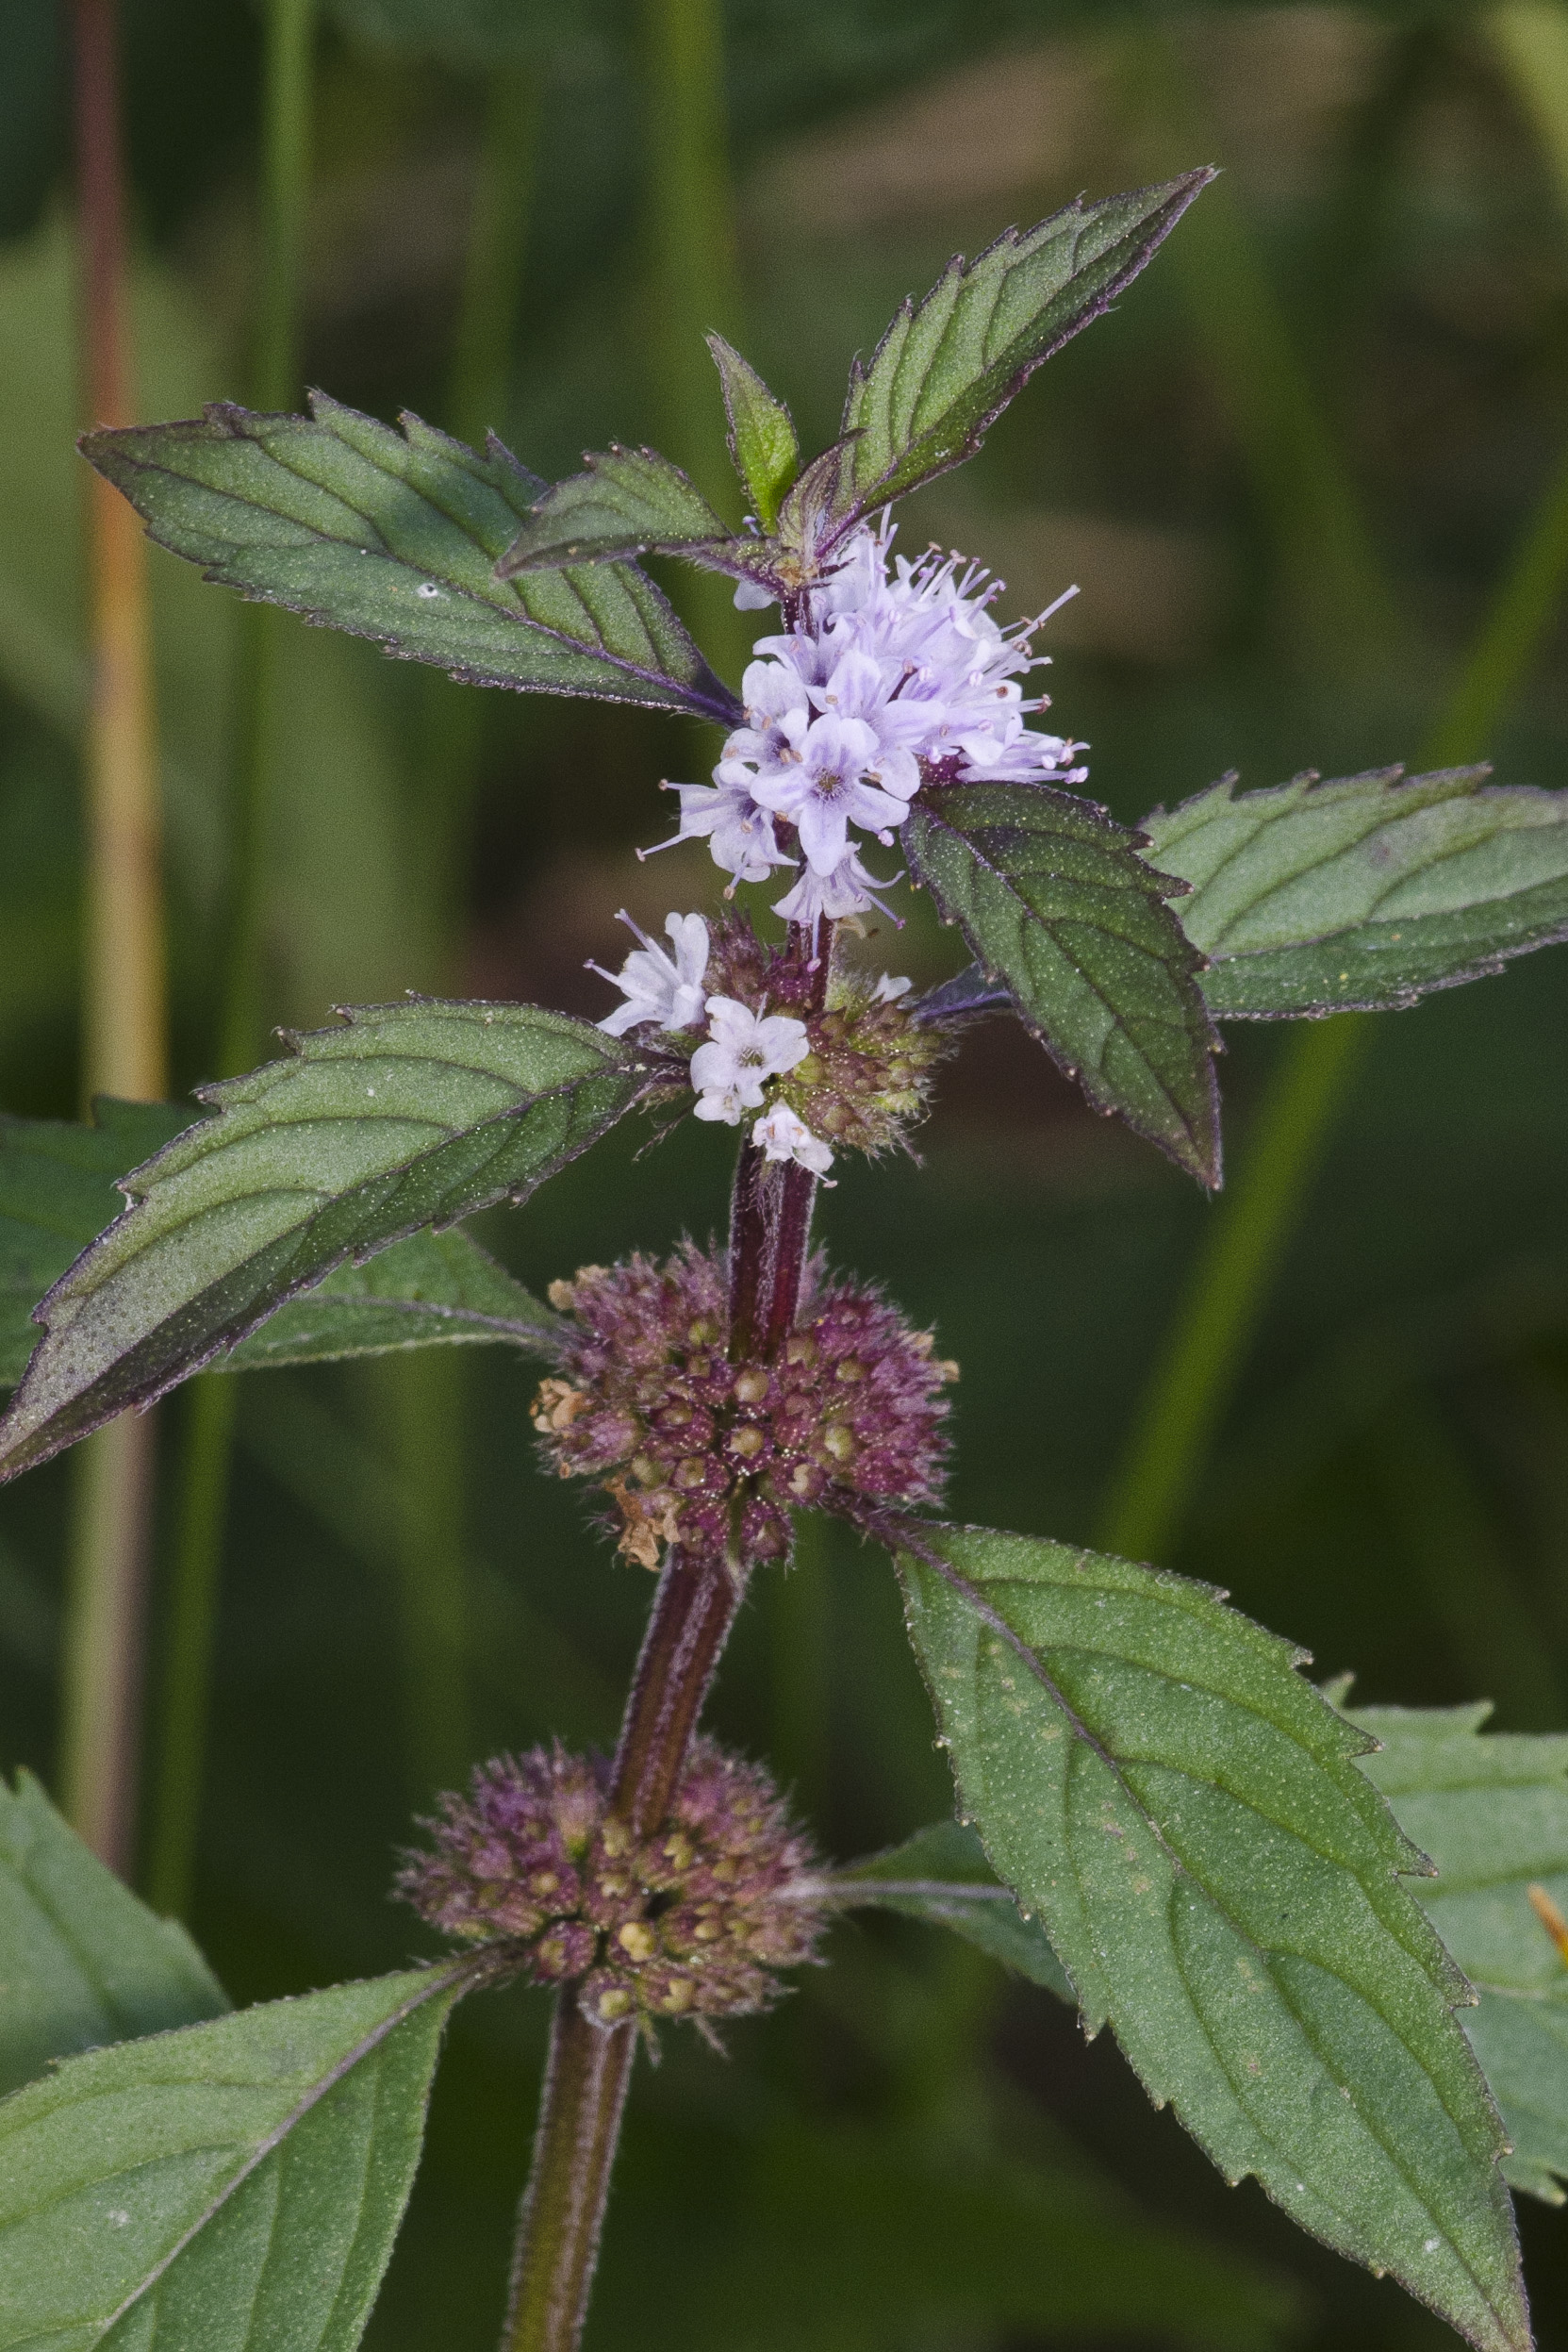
655,518,1085,928
591,911,943,1167
533,1244,953,1569
397,1739,825,2030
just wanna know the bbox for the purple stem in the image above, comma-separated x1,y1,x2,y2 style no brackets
502,962,828,2351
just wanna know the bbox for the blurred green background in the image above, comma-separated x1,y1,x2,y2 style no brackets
5,0,1568,2344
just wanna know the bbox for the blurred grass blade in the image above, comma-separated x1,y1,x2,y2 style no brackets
0,1769,226,2097
82,398,740,722
889,1517,1529,2352
1345,1695,1568,2204
904,784,1221,1185
68,0,169,1883
0,1963,469,2350
0,1002,658,1482
1144,765,1568,1018
827,1818,1073,1998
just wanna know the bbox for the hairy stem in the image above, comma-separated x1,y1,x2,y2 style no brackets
502,2001,635,2352
504,1020,828,2351
62,0,167,1877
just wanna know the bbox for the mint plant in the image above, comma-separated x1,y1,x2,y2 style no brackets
4,168,1568,2351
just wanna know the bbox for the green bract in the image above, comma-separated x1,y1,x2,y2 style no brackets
1142,766,1568,1018
903,785,1221,1186
889,1519,1528,2352
0,1965,467,2352
82,398,740,723
0,1002,656,1480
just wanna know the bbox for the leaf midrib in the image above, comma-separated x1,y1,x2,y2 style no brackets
933,1549,1482,2120
1174,793,1568,959
83,1967,465,2341
915,803,1198,1125
946,1557,1510,2325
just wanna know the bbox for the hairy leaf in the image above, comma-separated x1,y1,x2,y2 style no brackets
0,1772,227,2099
495,442,750,579
0,1106,556,1389
888,1519,1528,2352
0,1964,466,2351
1347,1698,1568,2208
0,1101,191,1387
0,1002,654,1481
831,174,1213,524
707,335,801,532
222,1230,557,1369
82,397,739,723
904,785,1221,1185
1142,767,1568,1019
831,1818,1073,1997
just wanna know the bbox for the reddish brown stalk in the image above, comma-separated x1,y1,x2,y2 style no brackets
60,0,166,1880
504,932,831,2351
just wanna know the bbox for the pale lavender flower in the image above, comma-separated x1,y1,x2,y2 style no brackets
751,1102,834,1176
690,997,810,1124
589,910,710,1035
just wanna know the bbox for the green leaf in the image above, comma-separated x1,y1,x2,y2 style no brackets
0,1771,227,2099
887,1518,1528,2352
0,1107,557,1391
1346,1697,1568,2208
1142,766,1568,1019
0,1001,655,1482
904,784,1221,1186
495,442,761,588
222,1229,558,1370
82,397,740,724
830,1818,1074,1998
830,173,1214,524
0,1963,467,2352
706,336,801,532
0,1101,192,1388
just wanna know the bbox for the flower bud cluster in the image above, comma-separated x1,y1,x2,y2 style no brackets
592,910,945,1167
704,914,943,1157
534,1243,952,1568
397,1739,824,2029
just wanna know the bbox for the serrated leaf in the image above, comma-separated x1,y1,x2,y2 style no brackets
222,1229,557,1369
82,397,739,723
829,173,1213,525
0,1772,228,2099
830,1818,1074,1998
0,1108,556,1390
1142,766,1568,1019
0,1001,655,1482
1346,1698,1568,2208
904,784,1221,1185
0,1963,467,2352
495,441,746,578
0,1101,193,1388
886,1518,1528,2352
706,336,801,532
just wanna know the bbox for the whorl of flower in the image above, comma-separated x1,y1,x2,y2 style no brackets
396,1739,825,2030
703,915,944,1157
653,517,1086,925
534,1244,953,1569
